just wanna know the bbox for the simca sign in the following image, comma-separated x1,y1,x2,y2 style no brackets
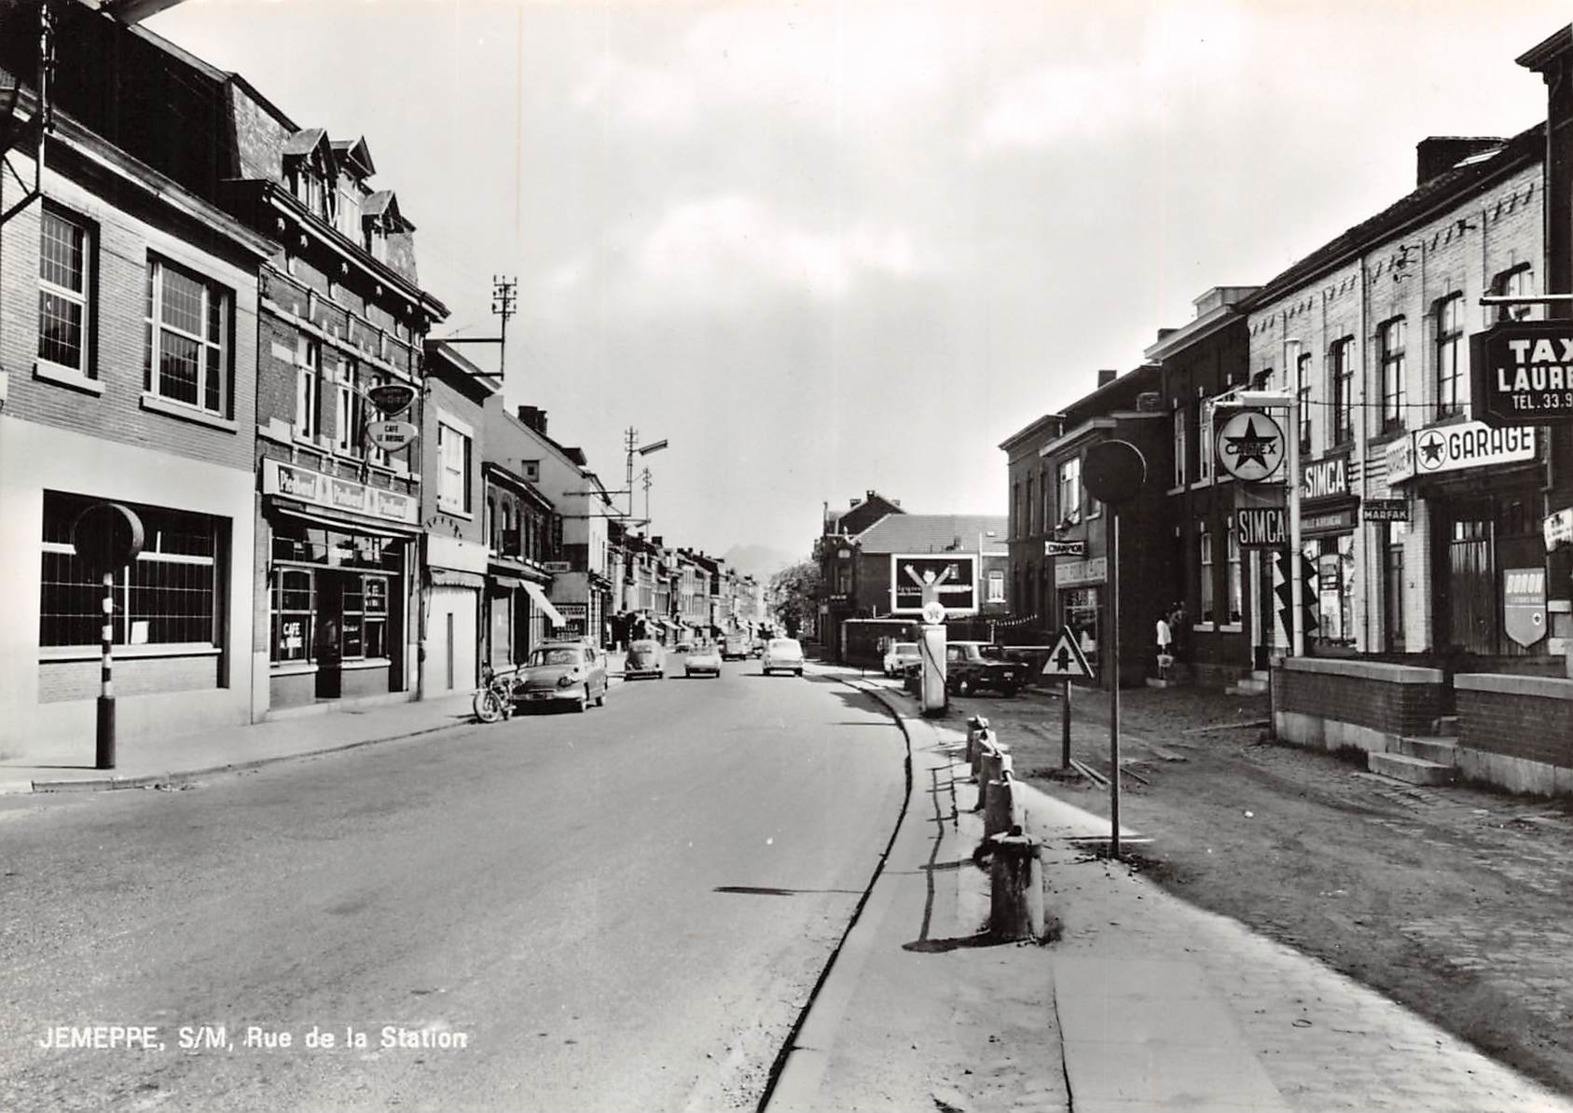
1301,457,1349,501
1470,320,1573,426
1235,507,1288,549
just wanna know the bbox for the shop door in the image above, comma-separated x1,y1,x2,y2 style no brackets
1446,514,1494,655
314,574,343,700
427,587,479,695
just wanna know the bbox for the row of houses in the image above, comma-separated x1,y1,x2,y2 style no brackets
0,2,763,761
997,26,1573,695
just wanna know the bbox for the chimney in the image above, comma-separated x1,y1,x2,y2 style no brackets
1416,136,1503,187
516,405,548,435
1097,369,1118,388
651,535,664,548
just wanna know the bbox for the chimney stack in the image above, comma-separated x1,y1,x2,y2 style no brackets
1097,369,1118,387
517,405,548,435
1415,136,1503,187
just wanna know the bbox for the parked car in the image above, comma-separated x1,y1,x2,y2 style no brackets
944,641,1024,697
749,637,766,658
674,635,696,654
624,638,665,680
881,640,920,678
514,641,609,711
685,642,723,678
721,633,751,661
761,637,805,677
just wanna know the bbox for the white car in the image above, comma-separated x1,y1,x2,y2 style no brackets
761,637,805,676
882,640,920,677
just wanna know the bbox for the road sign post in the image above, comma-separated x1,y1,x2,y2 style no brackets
1041,625,1092,769
71,503,144,770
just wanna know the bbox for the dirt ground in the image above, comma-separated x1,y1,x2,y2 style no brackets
954,679,1573,1099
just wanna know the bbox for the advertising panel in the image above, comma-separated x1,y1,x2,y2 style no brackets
889,554,978,615
1470,319,1573,426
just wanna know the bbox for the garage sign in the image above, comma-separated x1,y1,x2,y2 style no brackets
1471,320,1573,426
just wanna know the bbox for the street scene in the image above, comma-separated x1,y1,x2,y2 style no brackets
5,1,1573,1111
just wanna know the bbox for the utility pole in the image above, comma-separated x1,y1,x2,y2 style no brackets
491,275,517,381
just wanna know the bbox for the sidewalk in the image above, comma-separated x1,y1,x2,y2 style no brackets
767,674,1573,1113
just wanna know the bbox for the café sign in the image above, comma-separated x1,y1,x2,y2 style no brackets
1470,319,1573,426
263,459,417,524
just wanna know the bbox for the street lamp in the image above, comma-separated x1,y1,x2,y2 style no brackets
625,430,668,524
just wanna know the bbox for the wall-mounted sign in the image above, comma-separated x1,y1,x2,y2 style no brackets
1054,556,1108,587
1302,505,1359,537
365,419,418,453
1301,456,1349,501
1410,422,1535,478
1044,540,1086,557
263,459,417,524
1470,320,1573,426
1363,499,1411,523
543,560,571,573
1235,507,1288,549
1384,434,1416,486
1215,411,1285,483
1545,508,1573,552
1503,567,1547,648
890,553,978,615
367,381,417,416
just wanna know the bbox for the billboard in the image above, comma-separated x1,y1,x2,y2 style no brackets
889,554,978,616
1470,319,1573,426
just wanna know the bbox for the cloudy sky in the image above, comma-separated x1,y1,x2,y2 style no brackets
149,0,1569,564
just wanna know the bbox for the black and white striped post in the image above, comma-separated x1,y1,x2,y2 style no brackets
72,503,144,771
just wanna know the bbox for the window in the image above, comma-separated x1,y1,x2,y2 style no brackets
1011,481,1021,539
40,492,221,648
987,570,1005,604
1173,407,1188,488
1199,523,1215,624
362,576,389,658
145,257,232,416
1225,523,1242,625
39,205,94,377
333,356,363,457
272,570,314,662
1296,353,1313,454
1331,337,1355,444
1435,293,1465,418
1383,521,1406,651
1494,265,1536,322
437,419,473,514
1040,468,1052,532
1056,457,1081,525
295,338,321,439
1197,402,1214,483
1026,474,1036,535
1379,318,1406,433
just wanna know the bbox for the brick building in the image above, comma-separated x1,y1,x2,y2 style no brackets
0,7,276,757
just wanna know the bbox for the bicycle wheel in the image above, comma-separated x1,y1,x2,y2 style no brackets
474,687,507,723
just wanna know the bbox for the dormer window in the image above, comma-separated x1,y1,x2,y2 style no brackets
282,128,338,223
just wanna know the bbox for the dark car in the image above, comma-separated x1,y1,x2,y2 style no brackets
624,638,665,680
944,641,1024,697
720,633,751,661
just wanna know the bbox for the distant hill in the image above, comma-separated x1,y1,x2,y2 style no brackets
722,544,799,581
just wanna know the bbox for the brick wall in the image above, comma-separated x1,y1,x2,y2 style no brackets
39,654,222,703
1274,657,1446,737
1456,673,1573,769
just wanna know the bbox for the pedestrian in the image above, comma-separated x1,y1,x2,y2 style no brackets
1169,601,1192,663
1155,610,1172,659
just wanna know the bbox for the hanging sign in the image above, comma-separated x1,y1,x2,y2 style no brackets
1503,567,1547,649
1470,319,1573,426
1363,499,1411,523
365,419,418,453
1235,506,1288,549
1412,422,1535,476
367,381,417,416
1215,411,1285,483
1545,508,1573,551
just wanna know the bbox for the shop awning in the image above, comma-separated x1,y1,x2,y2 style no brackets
521,581,568,627
661,618,681,631
489,573,528,592
429,567,486,589
270,505,409,540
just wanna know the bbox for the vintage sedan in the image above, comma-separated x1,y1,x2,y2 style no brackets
513,641,609,712
684,642,723,678
623,638,666,681
761,637,805,677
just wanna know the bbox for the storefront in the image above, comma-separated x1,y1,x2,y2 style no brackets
262,460,418,710
1298,454,1360,649
1054,557,1106,672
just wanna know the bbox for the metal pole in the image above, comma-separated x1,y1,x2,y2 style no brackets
96,570,115,770
1286,340,1304,657
1060,677,1071,768
1109,511,1121,857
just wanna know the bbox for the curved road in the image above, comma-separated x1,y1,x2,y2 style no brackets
0,660,907,1113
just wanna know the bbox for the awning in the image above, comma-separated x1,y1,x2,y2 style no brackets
661,618,681,631
521,581,568,627
269,505,410,540
429,568,486,589
489,573,527,592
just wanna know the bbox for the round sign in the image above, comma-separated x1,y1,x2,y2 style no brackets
72,502,144,574
366,381,417,416
366,419,418,453
921,600,947,625
1215,411,1285,483
1083,440,1147,504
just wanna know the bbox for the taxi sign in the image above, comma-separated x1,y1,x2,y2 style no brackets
1041,624,1093,678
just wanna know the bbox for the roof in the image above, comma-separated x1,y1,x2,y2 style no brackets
855,513,1008,554
282,127,330,159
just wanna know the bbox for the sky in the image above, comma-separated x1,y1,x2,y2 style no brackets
146,0,1572,565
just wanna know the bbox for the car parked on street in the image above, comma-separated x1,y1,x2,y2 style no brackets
514,641,609,711
761,637,805,676
881,640,920,678
624,638,665,680
944,641,1024,697
684,642,723,678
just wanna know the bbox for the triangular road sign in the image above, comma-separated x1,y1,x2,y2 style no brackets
1041,625,1093,678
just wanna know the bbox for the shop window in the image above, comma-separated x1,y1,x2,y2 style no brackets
1435,293,1465,419
145,255,232,417
1308,536,1357,648
273,570,314,662
364,577,388,658
1379,318,1406,433
38,203,96,379
39,492,221,648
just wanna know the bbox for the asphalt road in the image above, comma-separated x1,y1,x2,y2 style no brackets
0,659,908,1113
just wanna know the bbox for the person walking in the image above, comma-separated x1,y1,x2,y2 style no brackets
1155,611,1173,659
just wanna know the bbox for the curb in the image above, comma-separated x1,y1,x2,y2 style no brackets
15,719,473,797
